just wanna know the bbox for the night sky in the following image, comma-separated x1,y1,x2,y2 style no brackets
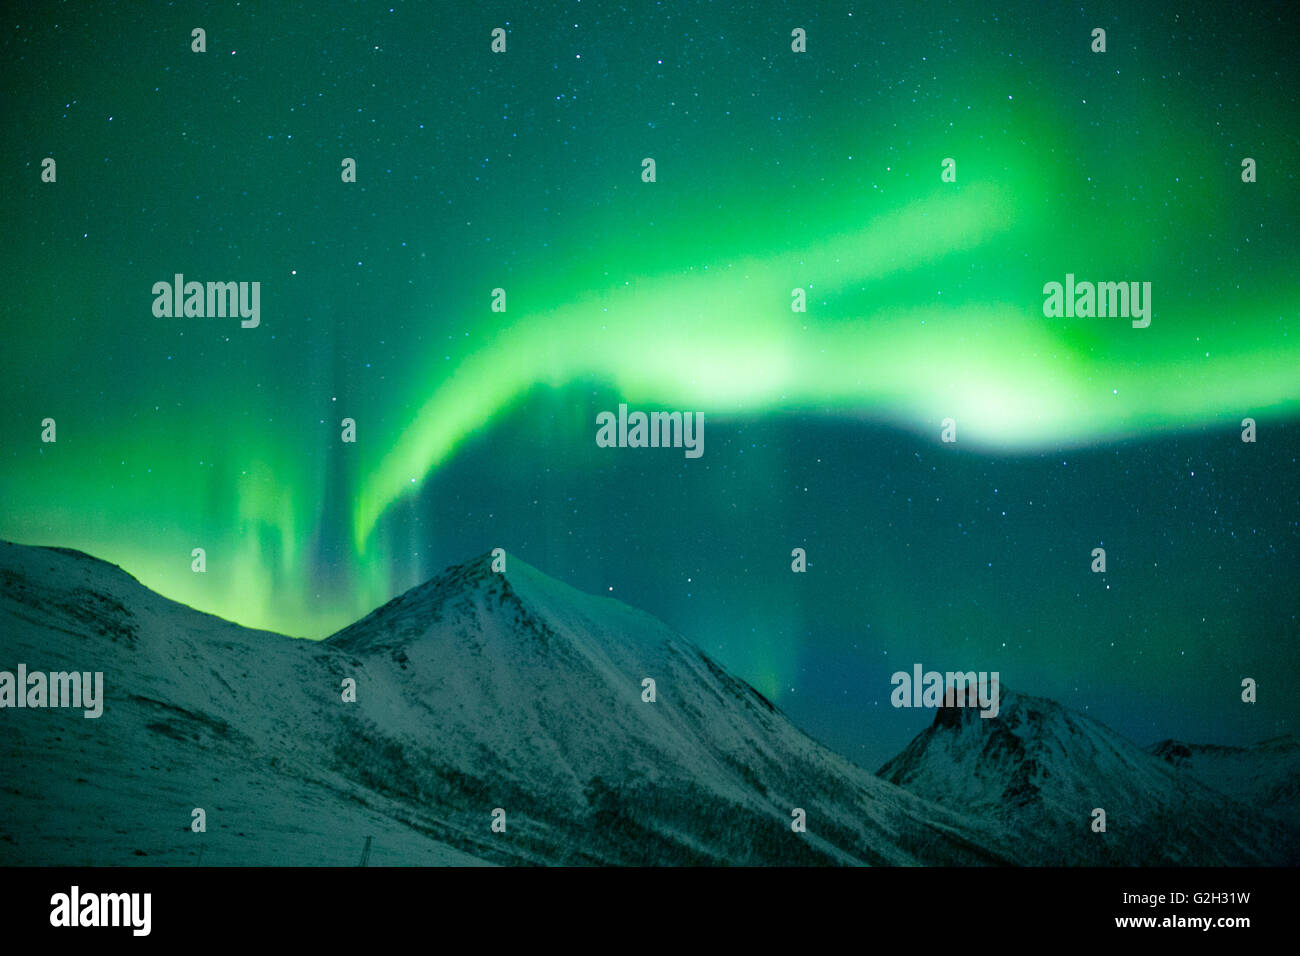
2,1,1296,769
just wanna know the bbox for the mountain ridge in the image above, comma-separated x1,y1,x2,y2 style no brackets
878,684,1297,865
0,539,1293,866
0,541,1001,865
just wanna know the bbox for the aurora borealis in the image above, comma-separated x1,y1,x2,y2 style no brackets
2,1,1296,768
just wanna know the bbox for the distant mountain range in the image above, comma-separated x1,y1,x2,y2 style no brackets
1147,736,1300,822
878,686,1296,865
0,540,1294,865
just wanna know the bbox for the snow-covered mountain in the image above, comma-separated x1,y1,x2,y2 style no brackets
318,552,1007,865
3,539,1291,866
1148,736,1300,822
0,541,485,866
0,541,1002,866
877,686,1298,865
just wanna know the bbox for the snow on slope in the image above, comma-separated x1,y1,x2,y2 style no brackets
0,541,486,866
325,553,1006,865
1148,736,1300,821
0,541,1003,866
877,686,1298,865
7,539,1287,867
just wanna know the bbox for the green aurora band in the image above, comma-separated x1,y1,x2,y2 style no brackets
354,175,1300,556
3,67,1296,643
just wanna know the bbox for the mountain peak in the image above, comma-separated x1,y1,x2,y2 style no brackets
326,550,517,651
929,677,1012,729
879,681,1298,864
420,549,513,596
326,549,674,661
2,537,1291,866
